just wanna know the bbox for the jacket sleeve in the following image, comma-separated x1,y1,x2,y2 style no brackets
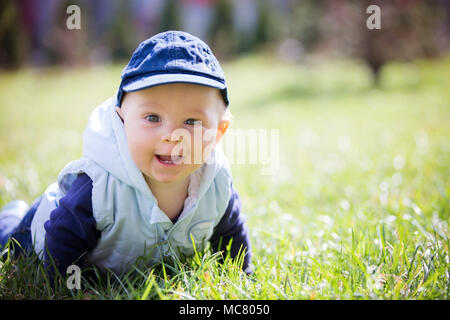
43,173,100,278
210,183,252,274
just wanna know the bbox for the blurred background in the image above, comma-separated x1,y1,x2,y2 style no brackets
0,0,449,84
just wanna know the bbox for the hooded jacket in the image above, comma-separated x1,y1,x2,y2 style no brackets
30,98,242,274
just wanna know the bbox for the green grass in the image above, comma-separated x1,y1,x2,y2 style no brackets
0,54,449,299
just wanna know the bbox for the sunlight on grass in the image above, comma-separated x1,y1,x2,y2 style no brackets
0,55,449,299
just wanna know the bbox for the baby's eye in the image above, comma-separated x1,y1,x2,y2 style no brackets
145,114,160,123
185,118,202,126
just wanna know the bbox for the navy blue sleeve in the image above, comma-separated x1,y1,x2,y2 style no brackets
43,173,100,278
210,183,252,274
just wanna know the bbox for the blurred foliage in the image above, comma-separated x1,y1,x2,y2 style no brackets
0,0,448,80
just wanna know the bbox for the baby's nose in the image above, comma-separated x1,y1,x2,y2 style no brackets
161,135,183,143
161,129,184,143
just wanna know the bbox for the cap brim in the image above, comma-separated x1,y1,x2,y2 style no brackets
122,73,226,93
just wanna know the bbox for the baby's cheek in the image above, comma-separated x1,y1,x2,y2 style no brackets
128,145,145,169
129,137,154,164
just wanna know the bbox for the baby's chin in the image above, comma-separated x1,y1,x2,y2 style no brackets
143,166,199,186
144,171,181,185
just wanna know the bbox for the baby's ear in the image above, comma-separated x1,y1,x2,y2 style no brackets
216,120,230,143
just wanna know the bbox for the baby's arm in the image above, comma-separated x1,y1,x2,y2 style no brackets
43,174,100,279
210,183,252,274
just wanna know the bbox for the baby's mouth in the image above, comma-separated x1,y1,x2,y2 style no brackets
155,154,183,165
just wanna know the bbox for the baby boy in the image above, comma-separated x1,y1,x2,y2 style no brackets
0,31,252,279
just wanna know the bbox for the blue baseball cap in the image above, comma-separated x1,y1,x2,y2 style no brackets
116,30,229,107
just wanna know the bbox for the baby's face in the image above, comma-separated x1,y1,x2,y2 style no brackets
116,83,228,187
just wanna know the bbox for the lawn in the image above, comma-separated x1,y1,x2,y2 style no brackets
0,54,449,299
